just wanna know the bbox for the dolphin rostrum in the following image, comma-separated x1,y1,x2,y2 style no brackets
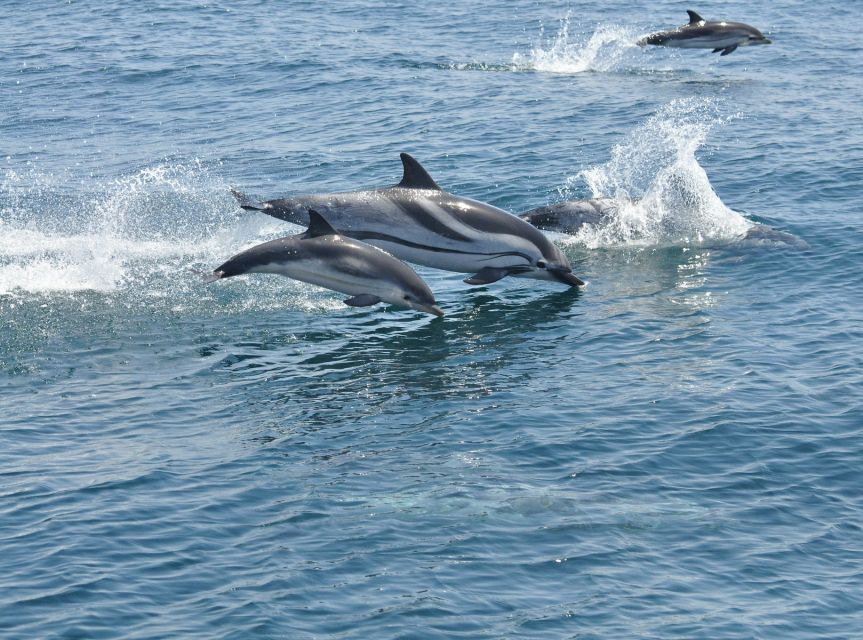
231,153,584,287
207,210,444,316
637,10,771,56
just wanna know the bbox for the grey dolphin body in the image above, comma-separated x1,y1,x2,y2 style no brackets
638,10,771,56
232,153,584,287
519,199,620,233
209,211,444,316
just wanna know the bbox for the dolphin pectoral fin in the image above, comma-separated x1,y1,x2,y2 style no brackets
344,294,382,307
463,267,509,285
555,272,586,287
230,188,265,211
719,45,738,56
712,47,724,53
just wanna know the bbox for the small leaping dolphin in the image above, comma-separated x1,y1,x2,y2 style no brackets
232,153,584,287
207,210,444,317
638,10,771,56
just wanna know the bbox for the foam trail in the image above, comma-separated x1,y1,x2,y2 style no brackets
0,163,284,298
563,98,752,248
512,16,640,74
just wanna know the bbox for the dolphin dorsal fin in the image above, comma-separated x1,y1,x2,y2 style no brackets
397,153,442,190
304,209,339,238
687,10,705,24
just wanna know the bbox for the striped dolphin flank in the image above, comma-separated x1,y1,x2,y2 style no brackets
231,154,584,287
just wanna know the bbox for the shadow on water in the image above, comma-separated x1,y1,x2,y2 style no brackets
207,286,583,435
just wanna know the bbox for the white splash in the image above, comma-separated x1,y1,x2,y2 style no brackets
564,98,752,248
512,16,640,74
0,162,283,297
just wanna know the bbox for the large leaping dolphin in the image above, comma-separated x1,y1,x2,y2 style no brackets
231,153,584,287
638,10,771,56
207,210,444,316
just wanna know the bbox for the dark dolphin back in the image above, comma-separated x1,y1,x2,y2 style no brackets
215,236,301,278
519,200,611,233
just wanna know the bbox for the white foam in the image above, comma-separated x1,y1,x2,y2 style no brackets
512,17,641,74
0,162,285,297
562,98,752,248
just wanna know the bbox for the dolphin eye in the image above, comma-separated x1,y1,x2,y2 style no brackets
403,294,412,301
537,260,547,269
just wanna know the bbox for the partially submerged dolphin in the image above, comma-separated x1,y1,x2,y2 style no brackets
207,210,444,316
519,198,805,247
519,199,620,232
638,10,771,56
232,153,584,287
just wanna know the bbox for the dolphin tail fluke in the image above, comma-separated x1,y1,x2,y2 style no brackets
230,188,266,211
190,268,225,284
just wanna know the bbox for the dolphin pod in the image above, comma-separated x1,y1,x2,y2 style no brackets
214,8,773,317
232,153,584,288
638,10,771,56
208,210,444,317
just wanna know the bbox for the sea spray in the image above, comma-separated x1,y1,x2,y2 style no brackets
563,98,752,248
512,16,641,74
0,162,283,297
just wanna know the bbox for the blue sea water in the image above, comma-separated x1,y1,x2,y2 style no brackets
2,0,862,637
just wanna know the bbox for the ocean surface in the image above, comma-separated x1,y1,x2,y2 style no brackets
2,1,862,637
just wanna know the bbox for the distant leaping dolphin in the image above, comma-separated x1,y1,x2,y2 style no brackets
638,10,771,56
232,153,584,288
207,210,444,316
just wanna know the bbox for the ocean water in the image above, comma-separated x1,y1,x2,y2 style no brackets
2,1,862,637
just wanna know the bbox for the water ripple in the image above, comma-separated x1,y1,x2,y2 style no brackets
2,0,862,637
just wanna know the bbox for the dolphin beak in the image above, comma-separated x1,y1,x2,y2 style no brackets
550,268,586,287
416,303,445,317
